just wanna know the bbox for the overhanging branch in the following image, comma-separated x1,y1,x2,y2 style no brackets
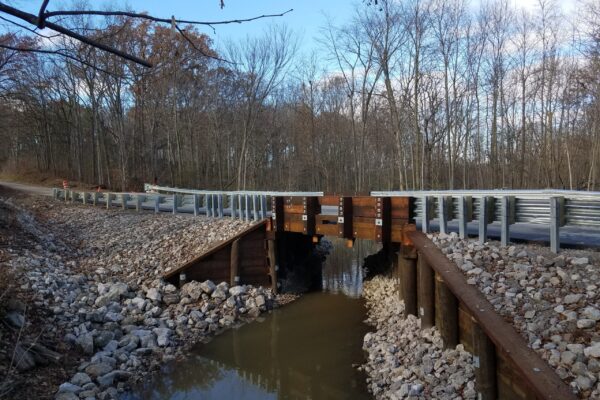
42,8,294,27
0,2,153,67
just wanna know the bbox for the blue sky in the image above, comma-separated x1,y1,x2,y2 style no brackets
12,0,357,55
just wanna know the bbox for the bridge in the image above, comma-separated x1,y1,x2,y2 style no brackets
51,184,596,400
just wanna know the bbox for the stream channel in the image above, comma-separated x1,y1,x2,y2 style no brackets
124,238,381,400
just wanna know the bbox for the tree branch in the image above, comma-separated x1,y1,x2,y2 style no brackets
175,24,234,64
0,15,60,39
0,43,127,78
37,0,50,28
0,2,153,67
43,8,294,27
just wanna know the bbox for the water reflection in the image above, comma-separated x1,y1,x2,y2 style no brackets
321,238,381,298
124,239,380,400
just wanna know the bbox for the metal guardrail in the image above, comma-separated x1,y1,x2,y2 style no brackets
53,188,276,222
374,190,600,252
53,185,600,251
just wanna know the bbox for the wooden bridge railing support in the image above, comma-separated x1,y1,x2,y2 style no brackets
409,231,576,400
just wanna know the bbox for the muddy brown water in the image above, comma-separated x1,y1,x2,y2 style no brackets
124,238,380,400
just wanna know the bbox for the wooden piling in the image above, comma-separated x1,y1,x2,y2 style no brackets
417,252,435,329
472,317,497,399
267,239,278,293
399,248,417,317
230,238,240,286
435,273,458,348
267,239,278,294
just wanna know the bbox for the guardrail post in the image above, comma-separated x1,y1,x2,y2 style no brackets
106,193,112,209
121,194,127,210
501,196,510,246
458,196,469,239
154,195,160,213
136,195,142,212
230,239,240,286
206,195,213,217
472,317,497,399
261,195,268,219
82,192,87,205
218,195,224,218
172,194,178,214
52,188,58,199
478,196,489,244
417,252,435,329
193,194,200,216
245,195,250,222
550,196,562,253
399,247,417,317
422,196,431,233
229,195,236,218
252,195,258,221
93,192,98,206
238,194,243,220
435,273,458,349
438,195,448,235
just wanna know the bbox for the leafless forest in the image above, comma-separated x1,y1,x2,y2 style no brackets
0,0,599,193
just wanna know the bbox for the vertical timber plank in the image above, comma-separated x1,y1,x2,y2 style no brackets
399,249,417,317
473,317,497,399
230,239,240,286
267,239,278,294
417,253,435,329
435,273,458,349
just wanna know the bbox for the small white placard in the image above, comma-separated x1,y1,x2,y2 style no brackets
375,218,383,226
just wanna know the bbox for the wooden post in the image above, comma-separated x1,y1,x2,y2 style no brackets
267,239,278,294
478,196,489,244
550,196,563,253
438,195,448,235
435,273,458,348
417,253,435,329
501,196,510,246
230,239,240,286
271,197,284,232
472,317,497,400
399,248,417,317
422,195,431,233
